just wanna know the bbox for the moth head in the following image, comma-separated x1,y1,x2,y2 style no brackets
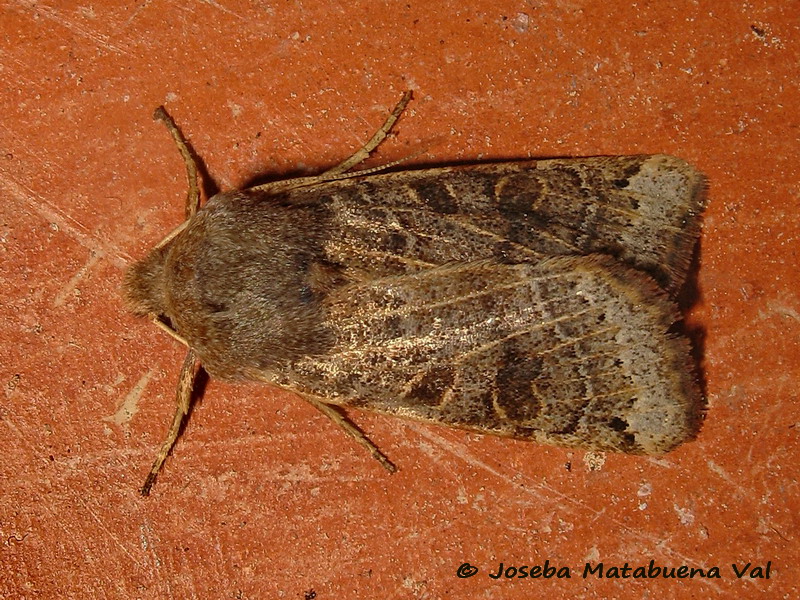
123,245,171,318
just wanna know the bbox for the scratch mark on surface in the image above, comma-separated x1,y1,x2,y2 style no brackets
119,0,154,29
706,459,749,497
22,2,131,55
105,369,154,426
53,252,100,307
200,0,245,20
141,519,174,599
1,174,128,268
77,496,141,566
410,424,723,591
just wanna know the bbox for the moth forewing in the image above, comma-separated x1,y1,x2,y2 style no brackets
267,255,701,455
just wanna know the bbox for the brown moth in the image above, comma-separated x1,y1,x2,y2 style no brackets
125,92,706,495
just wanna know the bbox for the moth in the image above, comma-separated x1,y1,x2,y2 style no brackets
125,92,706,495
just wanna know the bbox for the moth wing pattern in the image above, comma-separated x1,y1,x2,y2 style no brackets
270,255,700,455
315,154,706,292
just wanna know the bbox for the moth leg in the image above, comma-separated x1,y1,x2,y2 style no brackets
150,315,189,347
153,106,201,219
140,349,200,496
322,90,412,176
249,91,414,194
303,395,397,473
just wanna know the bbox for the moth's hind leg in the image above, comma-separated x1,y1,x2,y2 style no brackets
303,395,397,474
322,90,413,176
250,91,414,194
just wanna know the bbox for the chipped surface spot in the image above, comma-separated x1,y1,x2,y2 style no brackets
104,370,154,427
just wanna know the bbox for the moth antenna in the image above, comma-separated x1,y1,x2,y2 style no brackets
153,106,202,219
323,90,412,176
140,349,200,496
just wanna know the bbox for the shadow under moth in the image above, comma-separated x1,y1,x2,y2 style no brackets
125,92,706,495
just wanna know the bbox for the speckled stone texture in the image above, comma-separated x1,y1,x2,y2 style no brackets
1,1,797,598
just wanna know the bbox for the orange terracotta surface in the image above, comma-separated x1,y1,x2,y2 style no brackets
1,1,798,598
